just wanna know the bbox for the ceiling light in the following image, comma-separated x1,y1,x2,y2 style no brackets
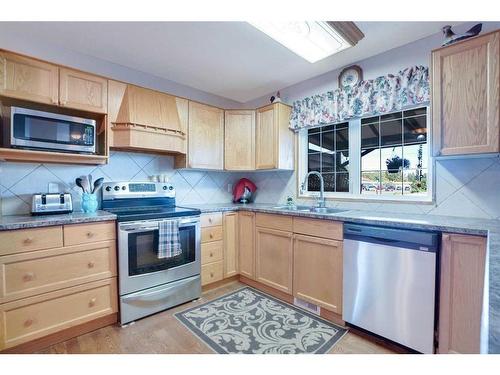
248,21,363,63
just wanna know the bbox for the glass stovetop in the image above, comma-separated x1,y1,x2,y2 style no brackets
109,206,201,222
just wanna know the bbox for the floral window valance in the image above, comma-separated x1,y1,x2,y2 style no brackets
289,65,430,131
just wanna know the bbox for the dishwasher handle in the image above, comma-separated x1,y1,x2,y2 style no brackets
344,223,439,251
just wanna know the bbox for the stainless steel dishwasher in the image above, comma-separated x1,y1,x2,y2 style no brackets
343,223,439,354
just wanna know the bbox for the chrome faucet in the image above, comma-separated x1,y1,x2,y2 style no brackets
301,171,325,208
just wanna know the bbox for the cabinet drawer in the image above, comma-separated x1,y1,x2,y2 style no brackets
201,241,223,265
293,217,343,240
256,213,293,232
63,221,116,246
201,212,223,228
0,240,117,303
0,226,63,256
201,226,223,243
0,278,117,350
201,261,223,286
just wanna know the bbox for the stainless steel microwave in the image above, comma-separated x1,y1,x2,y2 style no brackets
1,106,96,154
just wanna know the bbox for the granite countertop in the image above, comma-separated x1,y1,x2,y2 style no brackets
0,210,117,231
186,203,496,235
186,203,500,354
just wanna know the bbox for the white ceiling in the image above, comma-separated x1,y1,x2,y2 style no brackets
3,22,449,103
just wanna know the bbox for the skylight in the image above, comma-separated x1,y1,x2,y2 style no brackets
248,21,353,63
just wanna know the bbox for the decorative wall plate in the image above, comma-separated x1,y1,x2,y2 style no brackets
339,65,363,89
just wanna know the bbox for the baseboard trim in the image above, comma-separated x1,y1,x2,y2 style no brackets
202,275,240,292
1,313,118,354
239,276,294,304
239,276,346,326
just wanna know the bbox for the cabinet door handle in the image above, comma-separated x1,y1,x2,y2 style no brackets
86,231,94,238
209,233,214,239
88,261,95,269
23,237,34,244
209,252,213,258
23,272,35,282
24,318,34,327
89,298,97,307
210,272,214,278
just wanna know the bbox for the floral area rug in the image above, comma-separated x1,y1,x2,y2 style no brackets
174,287,347,354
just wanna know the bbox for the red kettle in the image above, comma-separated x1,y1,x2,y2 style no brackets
232,178,257,203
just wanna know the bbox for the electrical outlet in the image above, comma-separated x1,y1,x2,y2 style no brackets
227,183,233,193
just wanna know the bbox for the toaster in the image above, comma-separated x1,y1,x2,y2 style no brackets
31,193,73,215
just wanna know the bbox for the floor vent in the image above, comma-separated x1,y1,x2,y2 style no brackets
294,297,320,315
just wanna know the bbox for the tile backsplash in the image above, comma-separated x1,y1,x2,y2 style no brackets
0,151,296,216
1,151,499,220
298,156,500,220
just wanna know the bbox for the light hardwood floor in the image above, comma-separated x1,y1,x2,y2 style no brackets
37,281,394,354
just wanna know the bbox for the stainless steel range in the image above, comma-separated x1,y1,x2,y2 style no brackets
102,181,201,325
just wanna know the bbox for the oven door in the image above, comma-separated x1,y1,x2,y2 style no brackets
118,216,201,296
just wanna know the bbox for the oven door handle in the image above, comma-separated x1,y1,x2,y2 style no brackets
119,220,199,233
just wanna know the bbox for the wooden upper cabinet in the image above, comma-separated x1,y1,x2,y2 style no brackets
187,101,224,170
293,234,343,314
255,103,294,170
59,68,108,113
432,31,500,156
238,212,255,280
224,110,255,170
438,233,487,354
0,51,59,105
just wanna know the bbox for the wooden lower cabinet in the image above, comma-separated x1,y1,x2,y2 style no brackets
0,221,118,352
200,213,224,286
293,234,343,314
201,241,223,265
201,226,223,243
0,226,63,256
438,233,487,354
223,212,238,278
63,221,116,246
201,261,223,286
0,278,117,351
255,226,293,294
201,212,223,227
0,240,117,303
238,212,255,279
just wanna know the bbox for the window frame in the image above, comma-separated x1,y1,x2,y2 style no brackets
297,105,434,203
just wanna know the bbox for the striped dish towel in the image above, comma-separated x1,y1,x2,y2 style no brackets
158,220,182,259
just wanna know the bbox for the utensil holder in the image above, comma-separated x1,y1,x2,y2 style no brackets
81,193,98,213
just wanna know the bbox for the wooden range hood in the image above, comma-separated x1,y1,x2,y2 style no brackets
109,82,188,154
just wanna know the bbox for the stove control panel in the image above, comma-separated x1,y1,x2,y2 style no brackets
102,181,175,200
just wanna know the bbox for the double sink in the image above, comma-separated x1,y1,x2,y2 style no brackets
272,205,346,214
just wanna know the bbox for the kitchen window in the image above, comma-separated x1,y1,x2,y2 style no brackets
298,106,431,202
306,122,349,192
